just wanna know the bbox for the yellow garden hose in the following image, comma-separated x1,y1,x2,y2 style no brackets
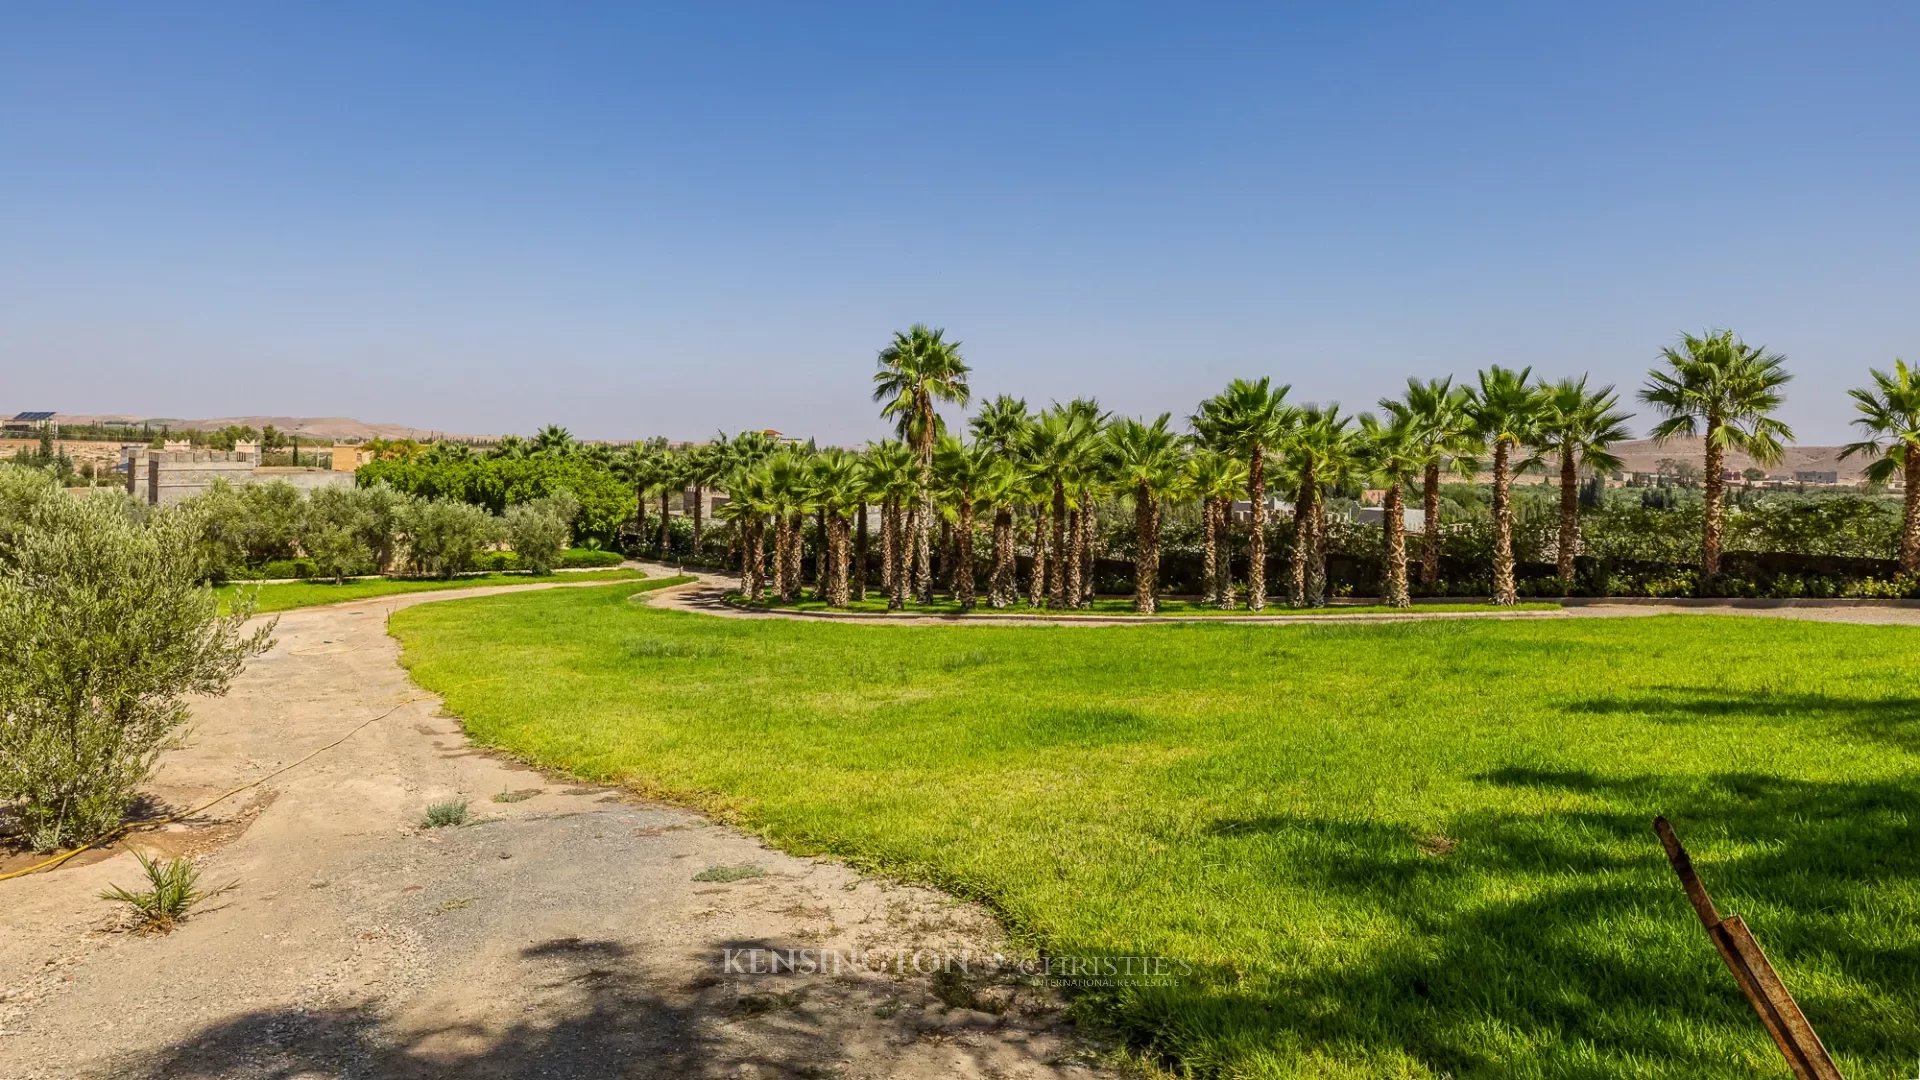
0,700,411,883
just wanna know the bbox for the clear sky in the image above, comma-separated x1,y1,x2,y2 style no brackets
3,3,1915,443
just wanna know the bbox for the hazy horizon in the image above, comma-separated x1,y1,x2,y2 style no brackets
4,5,1916,444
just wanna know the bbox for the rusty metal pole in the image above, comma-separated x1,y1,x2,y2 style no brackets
1654,816,1844,1080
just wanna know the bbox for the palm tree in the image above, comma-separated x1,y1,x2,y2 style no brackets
1356,413,1426,608
1285,405,1357,607
1184,449,1248,608
864,440,916,608
1465,366,1546,605
651,449,685,557
934,436,999,608
489,434,529,460
762,451,813,602
1103,415,1186,613
614,445,653,548
1380,377,1477,590
1842,359,1920,571
969,396,1032,608
1638,331,1793,583
1024,404,1103,607
531,424,576,457
719,461,772,600
808,448,865,606
684,440,727,556
873,325,971,604
1191,378,1291,610
1535,377,1633,590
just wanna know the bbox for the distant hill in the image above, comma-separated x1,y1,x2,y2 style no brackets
1605,437,1862,481
30,413,495,444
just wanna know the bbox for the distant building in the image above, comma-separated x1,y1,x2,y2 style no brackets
1793,470,1839,485
120,447,353,505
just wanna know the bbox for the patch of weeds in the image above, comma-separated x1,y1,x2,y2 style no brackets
419,799,470,828
100,851,232,934
929,968,1006,1014
938,649,994,671
492,788,541,803
437,897,474,912
693,863,766,883
628,637,727,660
735,988,810,1016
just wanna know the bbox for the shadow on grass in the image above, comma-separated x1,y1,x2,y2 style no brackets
1109,768,1919,1077
1562,686,1920,753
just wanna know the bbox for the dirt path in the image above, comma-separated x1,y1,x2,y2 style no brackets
0,577,1097,1080
630,561,1920,627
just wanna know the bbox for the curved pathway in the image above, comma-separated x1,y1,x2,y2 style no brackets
0,575,1096,1080
628,561,1920,627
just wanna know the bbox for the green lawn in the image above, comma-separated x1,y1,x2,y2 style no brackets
218,568,655,613
391,581,1920,1078
737,592,1561,617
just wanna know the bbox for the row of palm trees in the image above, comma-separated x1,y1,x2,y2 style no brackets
617,326,1919,611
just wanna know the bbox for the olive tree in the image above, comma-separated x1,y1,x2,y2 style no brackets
0,484,274,850
504,491,578,575
402,497,499,577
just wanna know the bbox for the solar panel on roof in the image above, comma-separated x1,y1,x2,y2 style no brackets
10,411,55,422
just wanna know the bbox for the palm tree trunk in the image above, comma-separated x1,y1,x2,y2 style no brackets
658,491,671,556
880,496,897,601
1134,484,1158,613
1289,463,1314,607
828,514,851,606
1491,442,1516,605
855,502,869,601
1029,506,1048,607
634,488,647,555
771,515,790,601
692,485,704,555
785,513,804,601
746,518,765,602
1421,462,1441,588
1904,453,1920,573
1247,449,1267,610
1213,497,1237,608
1384,484,1409,608
1079,501,1096,606
913,498,933,604
1201,497,1220,605
954,500,976,609
1701,431,1725,585
890,500,910,610
1063,507,1084,608
1306,492,1327,607
1556,446,1579,591
990,507,1015,608
1048,483,1068,607
814,509,828,598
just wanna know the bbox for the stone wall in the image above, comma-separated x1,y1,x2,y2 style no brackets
121,450,355,505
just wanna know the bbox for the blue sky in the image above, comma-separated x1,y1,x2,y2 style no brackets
2,3,1915,442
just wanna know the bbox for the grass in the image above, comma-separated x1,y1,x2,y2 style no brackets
419,799,470,828
216,568,661,614
391,581,1920,1078
734,592,1561,618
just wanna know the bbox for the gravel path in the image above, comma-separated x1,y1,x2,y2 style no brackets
0,576,1096,1080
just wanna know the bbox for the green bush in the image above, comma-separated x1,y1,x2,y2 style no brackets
402,498,499,578
559,547,623,568
503,492,577,575
0,488,275,850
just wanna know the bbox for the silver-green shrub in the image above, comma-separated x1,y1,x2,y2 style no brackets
0,477,275,850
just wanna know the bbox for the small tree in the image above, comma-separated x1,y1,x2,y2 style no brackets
402,498,500,578
0,490,274,850
504,492,577,575
305,486,376,583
